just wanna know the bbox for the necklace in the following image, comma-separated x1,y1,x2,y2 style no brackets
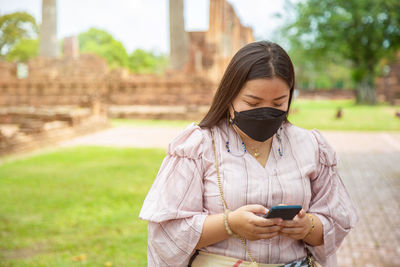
226,126,284,158
246,144,261,158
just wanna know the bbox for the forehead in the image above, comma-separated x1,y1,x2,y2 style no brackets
239,78,290,98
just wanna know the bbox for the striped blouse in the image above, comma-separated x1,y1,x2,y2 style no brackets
139,120,358,267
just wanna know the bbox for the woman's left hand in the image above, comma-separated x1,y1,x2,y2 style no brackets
279,209,312,240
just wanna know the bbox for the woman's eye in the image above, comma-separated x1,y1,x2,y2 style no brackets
245,101,258,107
273,103,283,107
248,103,258,107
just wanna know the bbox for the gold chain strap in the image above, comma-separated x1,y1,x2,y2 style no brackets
210,129,259,266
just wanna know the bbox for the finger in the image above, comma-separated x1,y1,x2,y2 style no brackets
291,212,304,222
242,204,268,215
280,220,299,227
253,225,282,234
280,227,304,234
297,209,306,218
254,217,282,227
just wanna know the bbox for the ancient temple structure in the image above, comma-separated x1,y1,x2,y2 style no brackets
171,0,255,82
39,0,58,58
0,0,255,155
376,52,400,105
169,0,188,71
189,0,254,81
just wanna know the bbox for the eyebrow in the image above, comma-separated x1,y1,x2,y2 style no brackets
244,94,288,101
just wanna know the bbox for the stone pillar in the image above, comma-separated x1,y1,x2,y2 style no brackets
206,0,225,82
207,0,223,45
39,0,58,58
63,36,79,59
169,0,188,71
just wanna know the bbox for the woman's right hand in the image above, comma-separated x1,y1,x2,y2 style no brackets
228,204,282,241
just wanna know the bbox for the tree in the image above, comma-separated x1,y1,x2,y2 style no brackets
6,38,38,62
0,12,38,58
284,38,355,90
283,0,400,104
128,49,168,74
78,28,129,68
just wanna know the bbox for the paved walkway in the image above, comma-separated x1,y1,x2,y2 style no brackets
60,126,187,149
61,126,400,267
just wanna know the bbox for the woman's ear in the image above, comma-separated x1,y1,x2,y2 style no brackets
228,105,234,120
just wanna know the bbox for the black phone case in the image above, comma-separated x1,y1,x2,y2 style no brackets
264,207,301,220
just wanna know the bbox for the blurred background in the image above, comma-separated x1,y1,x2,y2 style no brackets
0,0,399,266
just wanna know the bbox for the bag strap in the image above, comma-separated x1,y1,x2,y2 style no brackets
210,128,259,267
210,128,228,210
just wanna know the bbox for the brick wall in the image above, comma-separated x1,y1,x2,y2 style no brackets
0,56,216,109
376,52,400,105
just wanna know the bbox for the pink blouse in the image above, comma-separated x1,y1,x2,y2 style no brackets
139,120,358,267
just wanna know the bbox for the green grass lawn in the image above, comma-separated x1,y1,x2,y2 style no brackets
110,100,400,131
0,146,165,266
289,99,400,131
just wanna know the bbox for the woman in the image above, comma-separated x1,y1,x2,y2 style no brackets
139,41,358,267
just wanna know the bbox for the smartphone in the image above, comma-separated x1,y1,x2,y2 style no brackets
263,205,302,220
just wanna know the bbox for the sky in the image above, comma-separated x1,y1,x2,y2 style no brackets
0,0,290,54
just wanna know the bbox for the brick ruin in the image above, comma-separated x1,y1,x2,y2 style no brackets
0,0,254,156
0,54,216,113
0,53,221,155
185,0,254,82
376,52,400,105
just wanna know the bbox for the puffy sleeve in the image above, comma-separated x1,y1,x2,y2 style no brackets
307,129,358,266
139,123,208,267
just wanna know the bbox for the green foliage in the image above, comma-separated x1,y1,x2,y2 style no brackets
286,41,355,90
6,38,38,62
0,12,38,58
78,28,129,68
78,28,168,74
129,49,168,74
283,0,400,103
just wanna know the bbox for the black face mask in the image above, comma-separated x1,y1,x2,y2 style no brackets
232,106,287,142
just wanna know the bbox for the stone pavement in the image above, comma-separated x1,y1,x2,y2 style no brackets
60,126,400,267
321,132,400,266
60,126,186,148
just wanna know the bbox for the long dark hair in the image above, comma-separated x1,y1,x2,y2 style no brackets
198,41,295,128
